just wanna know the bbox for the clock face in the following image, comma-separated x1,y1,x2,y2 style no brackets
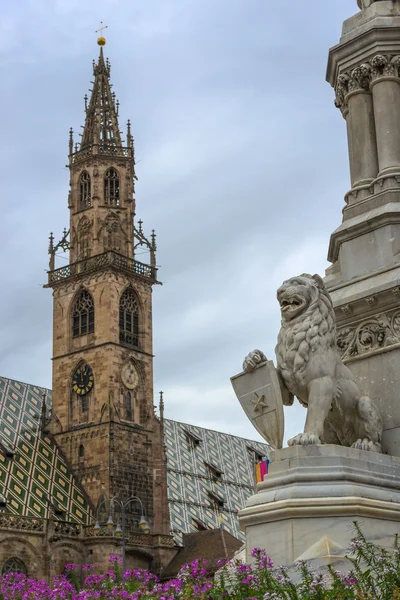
121,362,139,390
72,364,94,396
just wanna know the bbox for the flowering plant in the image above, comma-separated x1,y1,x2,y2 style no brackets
1,524,400,599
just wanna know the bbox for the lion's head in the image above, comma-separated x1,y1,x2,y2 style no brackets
276,273,336,376
277,274,330,322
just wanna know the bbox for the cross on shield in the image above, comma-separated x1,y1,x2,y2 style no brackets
231,360,285,449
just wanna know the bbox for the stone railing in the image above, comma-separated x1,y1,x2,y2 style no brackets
47,251,157,285
53,520,82,537
84,526,153,546
84,526,109,538
152,534,175,547
126,532,153,547
70,144,131,164
0,514,44,532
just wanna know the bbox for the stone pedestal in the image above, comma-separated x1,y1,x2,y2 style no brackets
239,445,400,568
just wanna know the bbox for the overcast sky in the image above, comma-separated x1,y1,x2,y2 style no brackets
0,0,355,445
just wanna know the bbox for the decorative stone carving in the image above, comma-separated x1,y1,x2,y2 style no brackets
334,55,400,113
370,54,400,80
0,514,44,532
334,74,350,113
242,274,383,452
337,310,400,359
98,212,127,253
77,215,93,259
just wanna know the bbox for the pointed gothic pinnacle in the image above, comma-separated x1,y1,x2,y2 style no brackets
49,232,54,253
151,230,157,250
69,128,73,154
116,99,119,117
84,94,88,113
138,219,143,233
159,391,164,420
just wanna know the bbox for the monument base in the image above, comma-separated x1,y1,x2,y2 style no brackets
239,445,400,569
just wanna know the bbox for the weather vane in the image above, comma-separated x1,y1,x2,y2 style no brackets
96,21,108,46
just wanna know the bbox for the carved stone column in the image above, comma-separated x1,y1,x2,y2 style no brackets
370,55,400,176
335,65,378,189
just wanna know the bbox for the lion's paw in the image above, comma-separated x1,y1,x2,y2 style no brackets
352,438,382,453
288,433,321,447
242,349,267,373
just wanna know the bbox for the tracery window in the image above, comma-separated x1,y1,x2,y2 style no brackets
104,168,120,206
79,171,91,210
72,290,94,337
119,288,139,347
2,558,27,575
82,396,88,412
126,391,132,419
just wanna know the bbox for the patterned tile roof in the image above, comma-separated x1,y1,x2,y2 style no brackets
0,378,91,524
0,377,269,542
164,419,270,545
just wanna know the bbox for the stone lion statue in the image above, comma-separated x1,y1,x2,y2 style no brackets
243,274,383,452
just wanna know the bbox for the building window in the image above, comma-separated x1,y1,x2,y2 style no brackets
246,446,264,465
104,168,120,206
205,461,223,481
206,489,225,509
81,396,88,413
72,290,94,337
79,444,85,458
119,288,139,347
183,428,202,450
79,171,91,210
2,558,27,575
192,518,207,531
126,391,132,419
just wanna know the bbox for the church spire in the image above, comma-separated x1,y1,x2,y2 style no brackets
79,39,123,155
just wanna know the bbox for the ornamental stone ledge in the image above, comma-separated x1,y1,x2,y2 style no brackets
328,201,400,262
239,496,400,527
239,445,400,527
327,264,400,307
344,181,400,218
327,27,400,88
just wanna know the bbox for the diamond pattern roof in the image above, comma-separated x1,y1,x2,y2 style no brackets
0,378,90,524
164,419,270,545
0,377,269,541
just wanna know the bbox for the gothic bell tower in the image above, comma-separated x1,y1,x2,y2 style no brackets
45,37,170,540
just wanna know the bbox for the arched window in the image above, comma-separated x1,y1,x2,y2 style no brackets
72,290,94,337
2,558,27,575
126,392,132,419
79,444,85,458
104,168,120,206
119,288,139,347
82,396,88,413
79,171,91,210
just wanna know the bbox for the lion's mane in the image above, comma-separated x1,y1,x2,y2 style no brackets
275,275,336,378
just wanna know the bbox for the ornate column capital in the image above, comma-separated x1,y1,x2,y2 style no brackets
370,54,400,81
335,64,371,114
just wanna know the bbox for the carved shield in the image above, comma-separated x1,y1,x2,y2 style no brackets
231,361,284,449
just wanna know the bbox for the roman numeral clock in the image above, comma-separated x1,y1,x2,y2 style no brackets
72,364,94,396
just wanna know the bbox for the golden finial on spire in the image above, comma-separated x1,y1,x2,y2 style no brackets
96,21,108,46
